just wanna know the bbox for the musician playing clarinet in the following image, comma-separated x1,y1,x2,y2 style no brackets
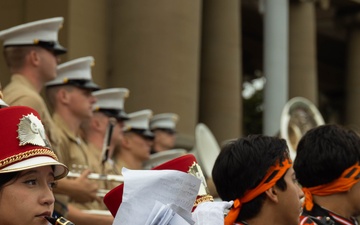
0,106,71,225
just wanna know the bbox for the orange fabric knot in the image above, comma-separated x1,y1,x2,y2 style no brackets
225,199,242,225
302,163,360,211
302,187,314,211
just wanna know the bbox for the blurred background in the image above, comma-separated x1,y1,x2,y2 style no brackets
0,0,359,149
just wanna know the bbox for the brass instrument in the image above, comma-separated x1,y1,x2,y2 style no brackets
189,123,220,179
67,171,124,182
280,97,325,161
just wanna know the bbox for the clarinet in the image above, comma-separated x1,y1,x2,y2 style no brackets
101,118,116,165
45,216,75,225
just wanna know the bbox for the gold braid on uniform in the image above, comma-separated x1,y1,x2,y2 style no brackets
193,194,214,207
0,149,58,167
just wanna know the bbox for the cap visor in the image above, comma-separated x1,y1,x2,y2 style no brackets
0,156,68,180
53,43,67,55
83,81,100,91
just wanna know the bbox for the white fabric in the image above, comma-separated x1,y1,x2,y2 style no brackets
191,201,233,225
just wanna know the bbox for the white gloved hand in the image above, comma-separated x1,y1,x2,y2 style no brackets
192,201,234,225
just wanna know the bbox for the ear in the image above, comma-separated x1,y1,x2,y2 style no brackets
28,49,41,67
57,88,70,105
265,186,279,203
121,134,131,150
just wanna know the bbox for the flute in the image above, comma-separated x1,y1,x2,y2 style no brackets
45,216,75,225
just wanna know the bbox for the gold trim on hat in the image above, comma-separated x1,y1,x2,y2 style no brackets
0,148,58,168
63,78,69,84
33,39,39,44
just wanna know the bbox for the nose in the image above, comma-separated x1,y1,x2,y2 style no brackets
89,95,97,104
297,183,304,199
40,185,55,206
56,56,61,64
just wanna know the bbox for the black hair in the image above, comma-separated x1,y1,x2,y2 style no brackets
0,171,21,191
294,124,360,187
212,135,289,222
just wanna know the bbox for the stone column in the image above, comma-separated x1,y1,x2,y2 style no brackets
199,0,242,143
110,0,202,148
263,0,289,136
345,24,360,129
289,1,318,105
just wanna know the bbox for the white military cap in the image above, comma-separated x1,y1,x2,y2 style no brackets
0,98,8,108
92,88,130,120
45,56,100,90
0,17,66,55
150,113,179,132
124,109,154,138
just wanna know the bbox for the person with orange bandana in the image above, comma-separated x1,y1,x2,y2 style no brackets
294,124,360,225
212,135,306,225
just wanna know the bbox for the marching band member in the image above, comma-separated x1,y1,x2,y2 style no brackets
212,135,306,225
0,105,70,225
149,113,179,154
82,87,130,190
295,124,360,225
118,109,154,170
45,57,113,224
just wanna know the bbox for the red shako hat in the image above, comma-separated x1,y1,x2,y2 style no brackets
0,106,68,179
103,154,213,217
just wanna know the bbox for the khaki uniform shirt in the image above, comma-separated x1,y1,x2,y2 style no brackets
87,143,112,210
104,158,125,191
53,113,104,210
3,75,62,150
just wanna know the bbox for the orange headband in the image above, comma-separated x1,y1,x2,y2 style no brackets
303,163,360,211
224,159,292,225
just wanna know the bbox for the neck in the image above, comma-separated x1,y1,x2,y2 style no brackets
55,108,82,135
87,132,115,154
118,149,143,170
17,70,43,92
244,200,290,225
87,132,105,152
313,193,353,219
153,144,169,153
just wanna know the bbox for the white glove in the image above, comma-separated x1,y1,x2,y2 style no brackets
192,201,233,225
